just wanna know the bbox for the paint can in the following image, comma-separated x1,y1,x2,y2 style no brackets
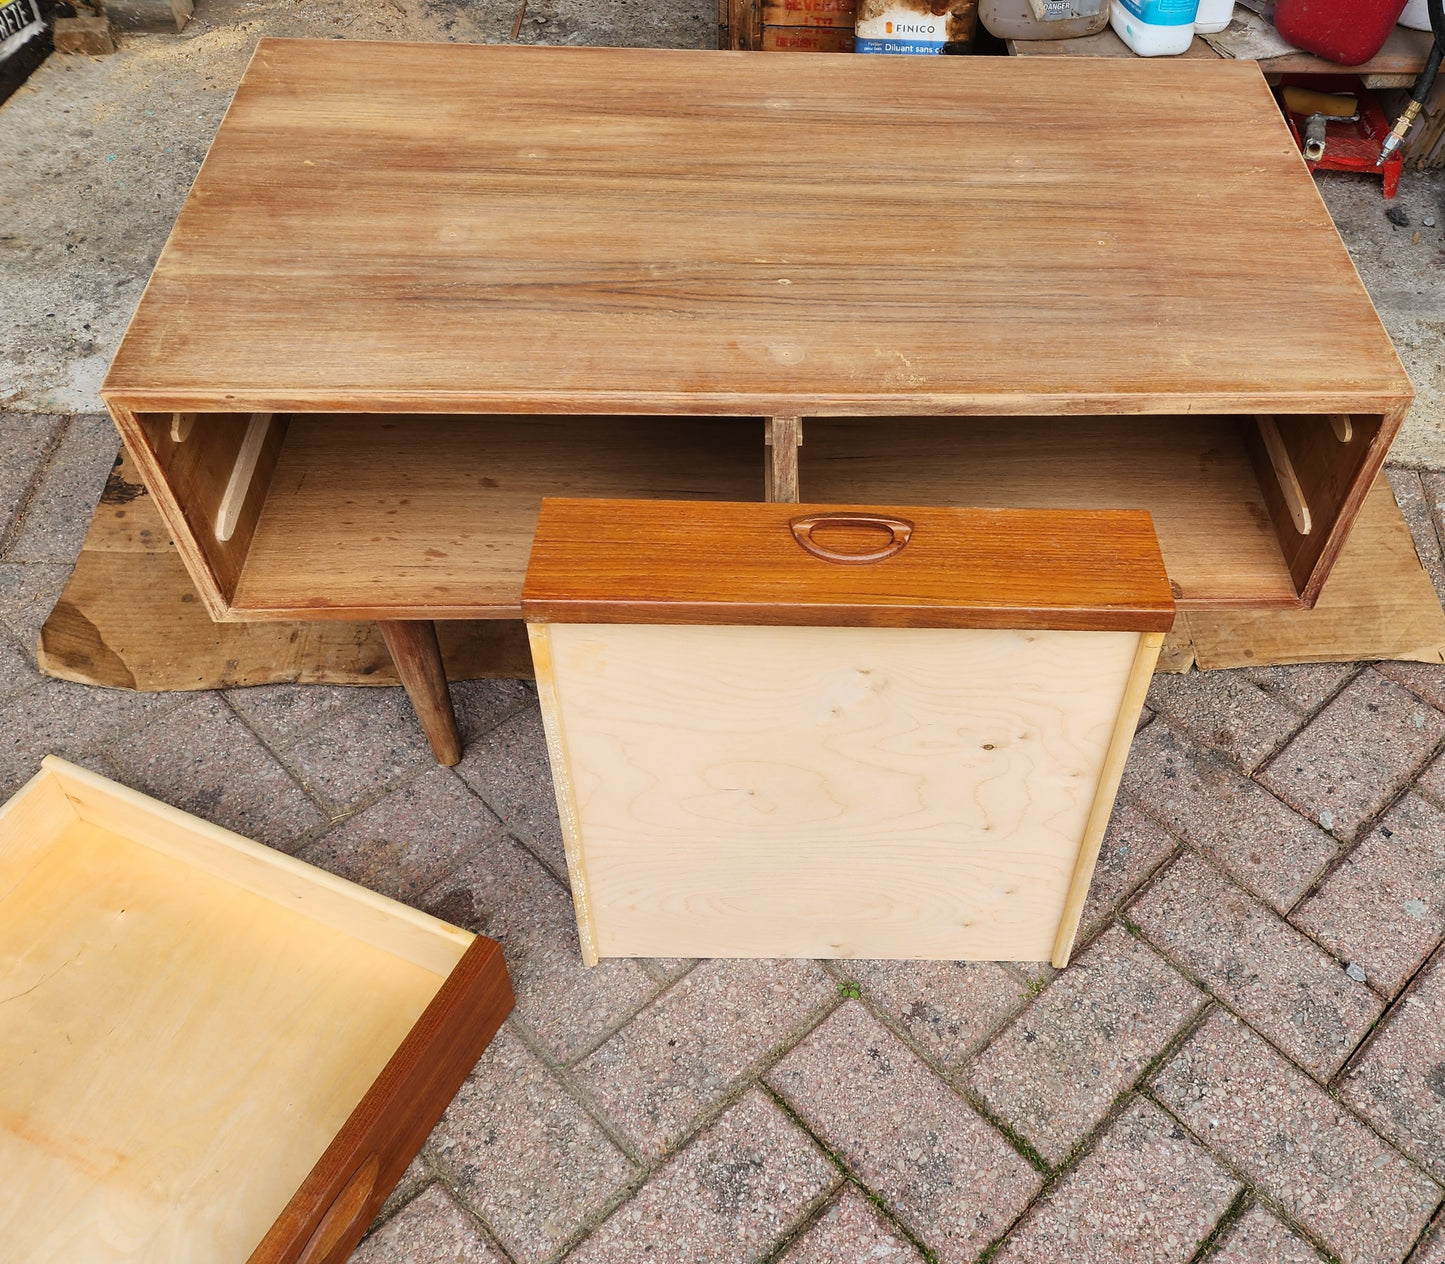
854,0,978,52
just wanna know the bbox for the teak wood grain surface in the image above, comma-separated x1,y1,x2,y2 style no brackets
102,40,1410,419
226,415,761,620
522,499,1175,630
800,415,1301,607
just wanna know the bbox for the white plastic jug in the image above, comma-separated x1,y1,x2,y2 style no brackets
1194,0,1233,32
979,0,1109,40
1110,0,1201,54
1399,0,1432,28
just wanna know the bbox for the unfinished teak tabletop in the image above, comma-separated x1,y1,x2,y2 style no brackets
106,40,1408,417
101,40,1414,763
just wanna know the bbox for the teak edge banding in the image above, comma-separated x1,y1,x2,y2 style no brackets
246,935,513,1264
102,389,1416,420
521,599,1176,632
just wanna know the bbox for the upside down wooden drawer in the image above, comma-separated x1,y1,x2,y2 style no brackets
0,758,513,1264
523,499,1174,968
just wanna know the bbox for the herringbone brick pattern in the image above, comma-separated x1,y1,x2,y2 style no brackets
3,414,1445,1262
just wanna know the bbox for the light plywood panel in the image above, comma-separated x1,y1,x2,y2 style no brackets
102,42,1410,419
1051,629,1164,965
528,623,600,966
0,767,456,1264
0,765,81,899
543,622,1142,961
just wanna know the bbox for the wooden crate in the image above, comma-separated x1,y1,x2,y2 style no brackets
759,0,856,50
523,498,1173,967
1403,75,1445,169
762,26,856,50
721,0,763,47
0,757,512,1264
727,0,859,47
762,0,856,26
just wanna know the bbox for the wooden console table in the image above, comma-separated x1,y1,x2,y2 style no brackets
102,40,1412,764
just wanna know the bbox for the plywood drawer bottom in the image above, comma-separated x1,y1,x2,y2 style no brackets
0,758,513,1264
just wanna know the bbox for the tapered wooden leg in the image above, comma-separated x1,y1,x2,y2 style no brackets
379,620,462,766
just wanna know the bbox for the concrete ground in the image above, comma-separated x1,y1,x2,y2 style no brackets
4,8,1445,1264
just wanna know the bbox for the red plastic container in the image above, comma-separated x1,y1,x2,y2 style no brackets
1273,0,1410,65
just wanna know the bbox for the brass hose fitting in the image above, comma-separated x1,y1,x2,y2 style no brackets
1378,99,1424,165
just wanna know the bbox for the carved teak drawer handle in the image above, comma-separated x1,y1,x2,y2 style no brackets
789,513,914,565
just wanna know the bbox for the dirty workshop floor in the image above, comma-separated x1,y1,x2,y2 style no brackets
5,6,1445,1264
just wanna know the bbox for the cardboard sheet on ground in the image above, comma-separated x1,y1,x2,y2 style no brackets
1165,477,1445,670
35,452,1445,690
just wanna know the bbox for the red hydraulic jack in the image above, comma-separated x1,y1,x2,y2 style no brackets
1276,75,1403,199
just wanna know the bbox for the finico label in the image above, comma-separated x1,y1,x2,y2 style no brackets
855,5,947,51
